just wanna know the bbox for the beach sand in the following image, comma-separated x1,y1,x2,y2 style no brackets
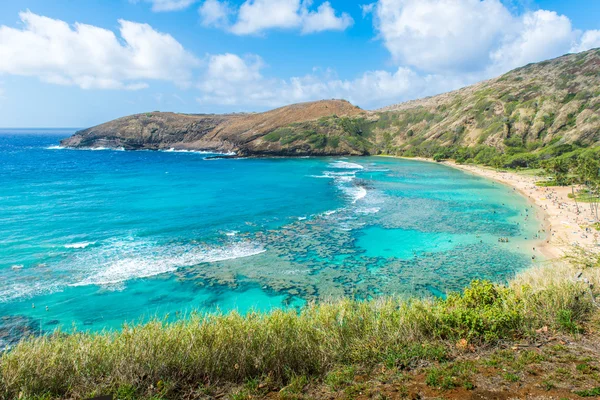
382,156,600,260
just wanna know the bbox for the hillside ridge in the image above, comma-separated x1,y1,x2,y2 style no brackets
61,48,600,157
61,99,366,156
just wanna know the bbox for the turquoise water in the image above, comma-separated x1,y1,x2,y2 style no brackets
0,130,544,347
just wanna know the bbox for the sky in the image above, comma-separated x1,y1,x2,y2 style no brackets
0,0,599,127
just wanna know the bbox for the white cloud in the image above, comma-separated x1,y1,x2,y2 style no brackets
196,52,464,109
571,30,600,53
371,0,513,73
199,0,233,28
199,0,353,35
134,0,197,12
369,0,600,76
489,10,576,74
0,11,199,90
301,2,354,34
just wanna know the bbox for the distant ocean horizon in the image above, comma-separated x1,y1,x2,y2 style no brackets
0,130,544,348
0,128,83,132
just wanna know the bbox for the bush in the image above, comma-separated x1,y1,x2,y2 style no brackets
430,281,524,342
263,131,282,142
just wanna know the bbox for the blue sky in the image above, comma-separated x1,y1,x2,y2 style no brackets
0,0,599,127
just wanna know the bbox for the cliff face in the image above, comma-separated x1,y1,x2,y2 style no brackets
61,100,366,156
61,48,600,157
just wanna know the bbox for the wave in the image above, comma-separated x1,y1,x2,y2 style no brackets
162,148,237,156
0,239,265,302
47,146,125,151
162,148,213,154
364,168,391,173
345,186,367,203
355,207,381,214
89,147,125,151
309,171,356,179
64,242,95,249
328,161,364,169
311,162,368,205
70,240,265,287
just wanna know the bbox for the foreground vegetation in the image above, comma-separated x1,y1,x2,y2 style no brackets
1,256,599,399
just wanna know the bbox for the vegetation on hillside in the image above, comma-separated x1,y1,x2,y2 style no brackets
375,49,600,150
260,115,375,155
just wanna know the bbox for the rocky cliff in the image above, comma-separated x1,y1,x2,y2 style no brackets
61,100,366,156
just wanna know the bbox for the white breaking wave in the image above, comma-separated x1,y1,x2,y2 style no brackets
310,162,369,205
162,148,213,154
328,161,364,169
64,242,95,249
344,186,367,203
309,171,356,179
0,239,265,302
47,146,125,151
162,148,237,156
70,241,265,287
355,207,381,214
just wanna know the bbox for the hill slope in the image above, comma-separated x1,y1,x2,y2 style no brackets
372,48,600,153
61,100,366,156
61,48,600,157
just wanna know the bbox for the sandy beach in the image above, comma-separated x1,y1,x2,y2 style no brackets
436,160,600,260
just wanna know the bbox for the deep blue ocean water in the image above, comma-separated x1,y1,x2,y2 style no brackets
0,130,544,347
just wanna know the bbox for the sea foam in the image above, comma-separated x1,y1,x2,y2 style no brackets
0,239,265,301
328,161,364,169
70,240,265,287
64,242,95,249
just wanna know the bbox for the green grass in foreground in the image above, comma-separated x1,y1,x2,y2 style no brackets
1,267,598,400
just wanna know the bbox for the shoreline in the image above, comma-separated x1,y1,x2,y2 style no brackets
381,156,600,260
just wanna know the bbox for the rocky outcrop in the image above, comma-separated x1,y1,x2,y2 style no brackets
61,100,366,156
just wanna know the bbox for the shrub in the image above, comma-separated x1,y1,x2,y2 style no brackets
263,131,282,142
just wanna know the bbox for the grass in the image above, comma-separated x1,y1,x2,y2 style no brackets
0,262,599,399
575,387,600,397
572,192,600,203
425,361,476,390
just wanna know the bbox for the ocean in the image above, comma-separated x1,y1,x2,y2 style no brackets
0,130,543,347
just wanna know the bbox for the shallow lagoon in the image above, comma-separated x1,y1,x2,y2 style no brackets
0,131,544,346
